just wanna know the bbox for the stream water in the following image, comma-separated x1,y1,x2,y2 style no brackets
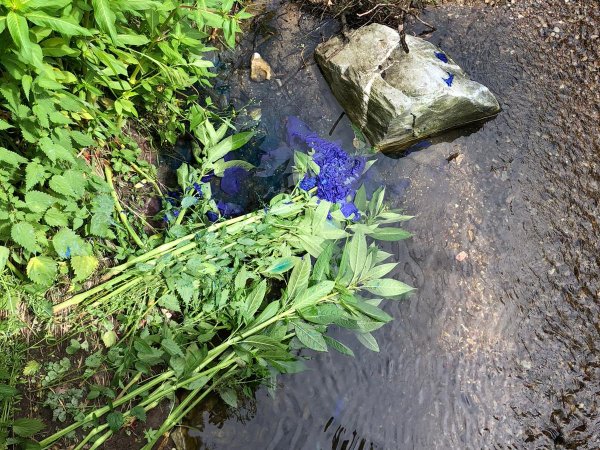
180,2,600,448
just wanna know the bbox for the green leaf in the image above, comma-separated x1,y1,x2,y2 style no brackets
53,227,84,258
311,199,330,231
157,294,181,312
344,297,393,323
242,335,286,352
294,280,335,309
85,351,103,368
368,227,412,241
22,74,32,99
70,131,95,147
295,234,324,258
130,406,147,422
25,190,57,213
23,360,41,376
12,418,45,437
244,279,266,319
38,136,75,163
264,256,296,275
293,321,327,352
161,338,183,357
25,12,91,36
362,278,414,297
49,173,83,198
106,411,124,432
348,231,367,277
218,388,238,408
323,335,354,357
212,159,254,177
356,332,379,352
26,256,57,285
11,222,37,253
207,131,253,163
286,255,311,301
0,384,18,400
181,196,197,208
102,330,118,348
299,304,357,328
92,0,118,43
45,207,69,227
25,161,48,190
354,185,367,211
6,12,30,51
311,241,334,282
0,147,27,166
117,33,150,46
0,246,9,273
252,300,279,326
71,255,99,281
0,119,12,130
365,262,397,280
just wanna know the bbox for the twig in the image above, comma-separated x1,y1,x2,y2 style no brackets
328,112,346,136
357,3,391,17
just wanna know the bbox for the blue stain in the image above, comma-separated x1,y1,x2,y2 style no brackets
65,246,71,258
435,51,449,63
201,171,214,183
332,398,345,420
206,211,219,222
286,116,365,204
217,200,242,217
340,202,360,221
192,182,203,197
443,72,454,87
299,175,317,191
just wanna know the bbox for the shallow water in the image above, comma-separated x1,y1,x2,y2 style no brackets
183,2,600,448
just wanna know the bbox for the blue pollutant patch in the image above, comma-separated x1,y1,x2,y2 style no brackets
299,175,317,191
443,72,454,87
287,116,365,204
340,202,360,221
206,211,219,222
435,51,449,63
65,246,71,258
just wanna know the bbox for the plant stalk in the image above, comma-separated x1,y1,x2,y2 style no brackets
105,165,145,249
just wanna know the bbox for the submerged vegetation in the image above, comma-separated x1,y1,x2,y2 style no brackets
0,0,413,448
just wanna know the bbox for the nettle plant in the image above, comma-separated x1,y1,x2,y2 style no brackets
0,0,250,287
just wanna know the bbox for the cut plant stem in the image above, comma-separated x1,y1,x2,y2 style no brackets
130,162,163,197
43,291,339,448
143,366,237,450
105,165,145,249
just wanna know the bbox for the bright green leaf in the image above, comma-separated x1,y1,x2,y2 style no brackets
26,256,57,285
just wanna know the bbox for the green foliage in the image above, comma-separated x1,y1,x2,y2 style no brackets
0,0,250,286
39,139,414,447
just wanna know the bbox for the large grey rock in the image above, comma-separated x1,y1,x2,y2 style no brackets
315,24,501,152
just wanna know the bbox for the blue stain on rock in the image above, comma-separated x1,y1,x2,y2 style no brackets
443,72,455,87
435,51,449,63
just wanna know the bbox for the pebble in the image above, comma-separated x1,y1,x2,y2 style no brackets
456,251,468,262
250,52,272,82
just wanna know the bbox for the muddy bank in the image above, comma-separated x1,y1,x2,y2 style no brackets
185,1,599,448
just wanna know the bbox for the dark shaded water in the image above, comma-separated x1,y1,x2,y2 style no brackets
180,2,600,448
